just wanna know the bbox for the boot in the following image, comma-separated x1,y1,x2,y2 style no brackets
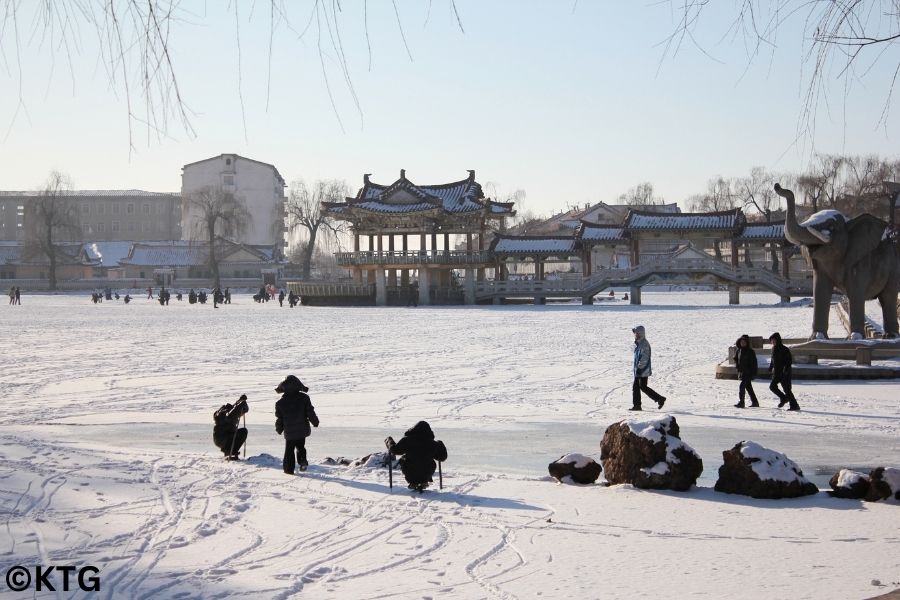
657,397,666,409
777,399,788,408
628,406,642,411
787,402,801,411
734,401,745,408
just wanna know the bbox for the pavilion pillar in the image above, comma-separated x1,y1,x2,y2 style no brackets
536,259,544,281
368,235,374,252
431,232,437,255
444,233,450,253
352,233,361,282
583,247,592,277
464,269,475,305
478,222,486,281
375,268,387,306
354,233,360,252
421,233,427,254
466,233,472,252
631,239,640,267
630,286,641,305
377,234,383,253
388,269,397,288
367,270,375,285
401,269,410,287
402,234,408,253
730,239,739,267
418,268,431,306
729,284,740,305
389,235,395,253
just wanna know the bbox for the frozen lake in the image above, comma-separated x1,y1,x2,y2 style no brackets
2,291,898,599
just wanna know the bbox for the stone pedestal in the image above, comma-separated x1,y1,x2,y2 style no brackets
418,269,431,306
629,286,641,305
728,284,740,305
375,269,386,306
464,269,475,305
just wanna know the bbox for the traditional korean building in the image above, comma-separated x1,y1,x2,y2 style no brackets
321,170,516,305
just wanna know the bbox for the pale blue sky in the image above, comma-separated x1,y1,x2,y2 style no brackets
1,1,896,215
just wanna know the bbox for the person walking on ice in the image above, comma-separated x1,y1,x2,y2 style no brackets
733,334,759,408
630,325,666,411
768,332,800,411
275,375,319,474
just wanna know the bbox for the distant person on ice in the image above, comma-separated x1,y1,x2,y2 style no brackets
630,325,666,411
385,421,448,492
274,375,319,474
768,332,800,411
213,394,249,460
733,334,759,408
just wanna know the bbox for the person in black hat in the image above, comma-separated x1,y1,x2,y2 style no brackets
630,325,666,411
385,421,447,492
275,375,320,474
213,394,249,460
768,332,800,411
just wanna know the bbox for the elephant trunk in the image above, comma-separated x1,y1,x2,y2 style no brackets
775,183,819,246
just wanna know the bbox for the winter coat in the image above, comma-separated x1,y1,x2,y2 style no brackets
769,343,793,378
633,337,652,378
390,421,448,485
213,401,248,448
275,391,319,440
734,335,758,378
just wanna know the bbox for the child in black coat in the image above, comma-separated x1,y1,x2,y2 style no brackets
275,375,320,474
386,421,448,492
733,334,759,408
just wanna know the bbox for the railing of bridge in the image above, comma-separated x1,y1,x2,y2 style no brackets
335,250,493,266
287,281,375,297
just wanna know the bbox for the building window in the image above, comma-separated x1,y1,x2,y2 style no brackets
226,158,232,166
97,203,105,215
224,174,234,186
111,222,120,232
82,203,90,215
97,223,105,233
113,204,120,215
128,222,135,232
142,203,150,215
127,203,134,214
141,222,150,233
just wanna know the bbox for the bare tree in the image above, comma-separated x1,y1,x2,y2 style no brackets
662,1,900,138
617,182,663,206
24,171,81,291
735,167,780,221
286,179,349,280
185,186,251,289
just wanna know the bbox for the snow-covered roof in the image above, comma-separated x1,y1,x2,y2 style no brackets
327,171,515,219
82,242,135,267
578,224,626,242
493,237,577,254
625,209,742,231
735,222,785,241
121,242,208,267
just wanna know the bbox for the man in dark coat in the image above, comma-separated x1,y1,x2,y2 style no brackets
386,421,448,492
733,334,759,408
213,394,249,459
275,375,320,474
768,332,800,411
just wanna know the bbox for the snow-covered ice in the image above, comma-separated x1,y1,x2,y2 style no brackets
1,291,898,599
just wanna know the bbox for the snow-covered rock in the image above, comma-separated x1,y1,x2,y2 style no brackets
828,469,870,499
866,467,900,502
715,441,818,499
600,415,703,491
548,453,602,484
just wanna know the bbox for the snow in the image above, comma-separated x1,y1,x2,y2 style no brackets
835,469,866,488
882,467,900,495
556,453,592,469
626,415,672,443
740,441,811,484
799,209,846,228
2,291,899,599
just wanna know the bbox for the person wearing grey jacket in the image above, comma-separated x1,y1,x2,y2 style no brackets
275,375,320,473
630,325,666,411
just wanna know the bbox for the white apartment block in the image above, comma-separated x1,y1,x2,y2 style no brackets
181,154,287,252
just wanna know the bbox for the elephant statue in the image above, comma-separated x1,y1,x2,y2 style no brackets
775,183,899,339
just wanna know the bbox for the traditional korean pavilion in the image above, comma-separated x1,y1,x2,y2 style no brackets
322,170,516,305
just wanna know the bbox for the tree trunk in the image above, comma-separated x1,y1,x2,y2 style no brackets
45,224,57,291
301,226,319,280
208,220,221,289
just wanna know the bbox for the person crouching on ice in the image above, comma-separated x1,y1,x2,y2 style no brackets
385,421,448,492
213,394,249,460
275,375,319,474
